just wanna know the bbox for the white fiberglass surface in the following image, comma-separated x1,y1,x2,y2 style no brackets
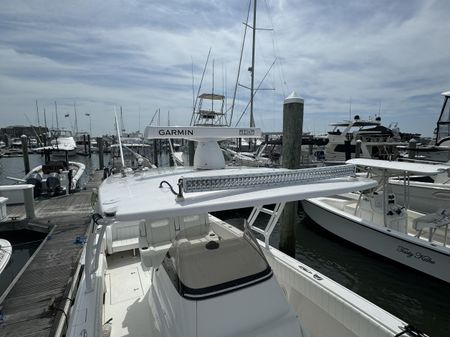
163,229,270,298
347,158,449,175
104,250,157,337
98,167,377,221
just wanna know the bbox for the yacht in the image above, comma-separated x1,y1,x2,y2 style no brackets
325,116,404,162
399,91,450,162
35,129,77,157
66,126,422,337
302,158,450,283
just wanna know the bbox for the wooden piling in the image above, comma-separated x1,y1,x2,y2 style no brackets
97,137,104,169
87,134,91,157
188,141,195,166
83,134,88,155
21,135,30,174
279,91,303,256
355,139,362,158
408,139,416,159
153,140,159,167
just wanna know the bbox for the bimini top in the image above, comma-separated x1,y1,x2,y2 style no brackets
98,165,377,221
347,158,450,175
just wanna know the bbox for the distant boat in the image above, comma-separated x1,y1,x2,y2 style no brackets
324,115,405,162
0,239,12,275
35,129,77,157
24,160,86,197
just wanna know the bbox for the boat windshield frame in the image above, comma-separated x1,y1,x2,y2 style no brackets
161,225,272,300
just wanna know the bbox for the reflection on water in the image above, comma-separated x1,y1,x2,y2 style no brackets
213,205,450,337
0,230,46,297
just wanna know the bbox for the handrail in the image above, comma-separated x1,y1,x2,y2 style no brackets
247,202,285,248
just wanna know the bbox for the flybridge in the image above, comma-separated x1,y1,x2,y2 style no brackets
145,126,262,140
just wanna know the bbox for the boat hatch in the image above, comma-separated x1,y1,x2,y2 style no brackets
162,228,272,300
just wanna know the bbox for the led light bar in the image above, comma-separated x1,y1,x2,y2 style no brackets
181,164,356,193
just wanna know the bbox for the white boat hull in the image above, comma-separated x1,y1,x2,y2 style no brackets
302,199,450,283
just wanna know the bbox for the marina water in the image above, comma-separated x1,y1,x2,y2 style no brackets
1,154,449,336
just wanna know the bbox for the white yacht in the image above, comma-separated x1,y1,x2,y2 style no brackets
36,129,77,157
66,126,422,337
302,158,450,283
325,116,404,162
399,91,450,162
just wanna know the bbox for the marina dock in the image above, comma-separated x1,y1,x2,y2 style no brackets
0,171,103,337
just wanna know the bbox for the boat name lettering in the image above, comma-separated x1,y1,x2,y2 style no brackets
396,246,436,264
239,129,255,136
158,129,194,136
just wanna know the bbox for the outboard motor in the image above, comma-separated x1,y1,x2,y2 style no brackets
46,172,62,196
26,172,42,197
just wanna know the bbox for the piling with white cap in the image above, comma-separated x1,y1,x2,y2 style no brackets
279,91,304,256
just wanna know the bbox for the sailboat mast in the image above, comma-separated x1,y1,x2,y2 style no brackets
74,102,78,134
55,101,59,129
250,0,257,128
35,99,40,127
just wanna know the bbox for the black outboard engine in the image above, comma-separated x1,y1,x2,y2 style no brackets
46,172,62,196
26,172,42,197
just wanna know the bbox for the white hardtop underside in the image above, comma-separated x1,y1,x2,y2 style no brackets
347,158,449,175
98,166,377,221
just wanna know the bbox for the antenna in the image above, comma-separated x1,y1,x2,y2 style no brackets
114,106,125,168
120,106,125,133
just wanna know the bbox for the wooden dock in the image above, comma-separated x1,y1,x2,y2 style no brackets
0,170,103,337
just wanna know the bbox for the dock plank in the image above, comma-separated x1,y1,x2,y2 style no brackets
0,171,104,337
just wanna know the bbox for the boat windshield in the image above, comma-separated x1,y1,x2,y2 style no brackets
162,227,272,300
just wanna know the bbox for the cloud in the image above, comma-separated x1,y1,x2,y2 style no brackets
1,0,449,136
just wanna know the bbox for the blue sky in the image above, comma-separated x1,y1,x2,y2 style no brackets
1,0,449,136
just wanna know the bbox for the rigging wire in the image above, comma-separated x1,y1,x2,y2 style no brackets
235,58,277,126
264,0,289,97
230,0,252,127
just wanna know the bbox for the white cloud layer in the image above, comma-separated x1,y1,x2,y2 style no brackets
1,0,449,136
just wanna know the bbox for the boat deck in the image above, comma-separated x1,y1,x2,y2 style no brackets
0,170,103,337
104,251,154,337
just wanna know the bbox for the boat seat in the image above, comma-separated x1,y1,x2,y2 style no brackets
413,209,450,230
105,221,141,255
139,214,210,268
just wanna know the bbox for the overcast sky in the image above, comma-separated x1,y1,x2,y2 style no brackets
1,0,449,136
